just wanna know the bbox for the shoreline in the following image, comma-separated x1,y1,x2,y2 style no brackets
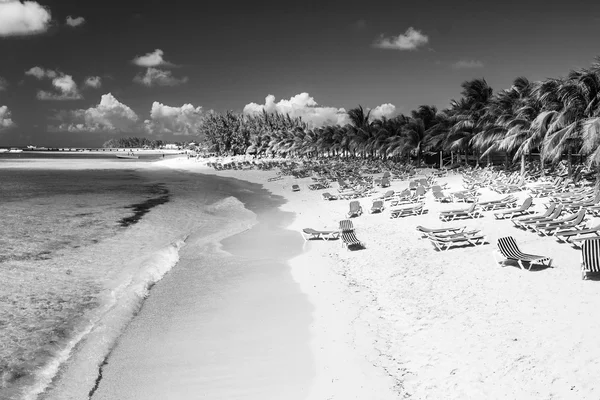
87,170,319,399
158,157,401,398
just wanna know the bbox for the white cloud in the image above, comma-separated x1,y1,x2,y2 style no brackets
133,68,188,87
84,76,101,88
37,74,82,100
65,15,85,27
0,0,51,36
50,94,205,135
373,27,429,51
243,93,350,127
0,105,16,130
0,77,8,91
131,49,174,67
370,103,398,120
144,102,203,135
25,66,57,79
452,60,484,69
52,93,139,132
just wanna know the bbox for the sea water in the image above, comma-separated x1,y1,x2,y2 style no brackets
0,156,272,399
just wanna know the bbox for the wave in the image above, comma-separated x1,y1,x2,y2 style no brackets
26,238,187,400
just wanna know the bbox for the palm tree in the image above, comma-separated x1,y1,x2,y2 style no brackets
541,67,600,177
446,79,494,165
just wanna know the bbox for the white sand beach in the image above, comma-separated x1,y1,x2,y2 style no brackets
145,156,600,400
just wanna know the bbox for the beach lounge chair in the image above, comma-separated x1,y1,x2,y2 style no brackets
512,203,562,229
370,200,385,214
494,197,534,219
339,219,354,232
555,219,600,244
301,228,340,241
530,208,586,235
477,195,517,211
322,192,338,201
432,191,453,203
494,236,552,270
292,184,300,192
375,190,395,200
439,203,482,221
427,231,487,251
390,186,426,206
390,203,425,218
347,200,363,218
581,238,600,279
341,231,365,250
415,225,466,238
452,191,479,203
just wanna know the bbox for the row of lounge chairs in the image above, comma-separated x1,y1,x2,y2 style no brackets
301,219,366,250
416,225,487,251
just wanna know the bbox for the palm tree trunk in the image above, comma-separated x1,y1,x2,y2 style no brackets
568,147,573,178
464,150,468,165
540,149,545,177
520,153,526,176
439,151,443,169
504,152,509,171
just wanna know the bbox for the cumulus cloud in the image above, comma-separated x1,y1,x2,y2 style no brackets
25,66,57,79
84,76,101,88
65,15,85,27
0,77,8,91
370,103,398,120
133,68,188,87
52,93,139,132
0,105,16,130
243,93,350,127
37,74,82,100
131,49,174,67
373,27,429,50
144,102,204,135
0,0,51,36
452,59,484,69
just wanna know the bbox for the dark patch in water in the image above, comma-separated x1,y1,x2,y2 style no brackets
119,184,170,227
88,355,109,399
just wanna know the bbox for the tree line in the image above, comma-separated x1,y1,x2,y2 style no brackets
102,137,167,149
197,58,600,178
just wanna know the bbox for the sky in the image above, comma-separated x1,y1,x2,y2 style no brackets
1,0,600,147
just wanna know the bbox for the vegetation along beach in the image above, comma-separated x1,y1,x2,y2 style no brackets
4,0,600,399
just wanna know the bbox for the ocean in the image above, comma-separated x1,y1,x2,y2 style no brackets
0,155,309,399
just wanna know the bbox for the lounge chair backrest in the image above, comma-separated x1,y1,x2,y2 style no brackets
542,203,556,217
521,197,533,210
415,186,426,196
339,219,354,232
550,204,563,219
573,208,587,225
582,239,600,273
497,236,524,259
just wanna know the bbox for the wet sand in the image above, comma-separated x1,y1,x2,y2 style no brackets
90,176,314,399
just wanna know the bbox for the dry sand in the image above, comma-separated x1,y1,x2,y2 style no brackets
158,157,600,399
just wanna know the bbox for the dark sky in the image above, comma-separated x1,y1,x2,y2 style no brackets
1,0,600,147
